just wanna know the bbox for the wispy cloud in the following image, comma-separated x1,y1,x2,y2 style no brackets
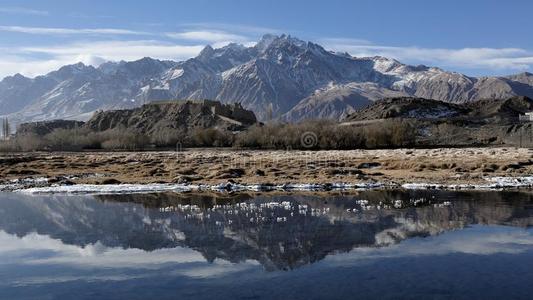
0,25,147,36
166,30,248,43
0,230,259,286
323,225,533,271
22,40,203,61
322,38,533,72
0,40,205,78
0,24,263,79
0,26,256,47
2,21,532,80
0,7,48,16
179,22,281,36
320,37,373,46
68,12,114,19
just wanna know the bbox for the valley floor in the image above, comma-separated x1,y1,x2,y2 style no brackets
1,147,533,189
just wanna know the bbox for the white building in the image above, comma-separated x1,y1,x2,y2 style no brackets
520,112,533,122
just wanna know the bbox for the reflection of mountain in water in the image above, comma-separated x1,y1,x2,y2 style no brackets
0,190,531,271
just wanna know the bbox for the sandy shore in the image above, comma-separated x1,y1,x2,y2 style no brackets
1,147,532,190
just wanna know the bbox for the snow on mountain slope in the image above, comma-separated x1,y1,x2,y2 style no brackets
282,82,408,121
1,34,533,125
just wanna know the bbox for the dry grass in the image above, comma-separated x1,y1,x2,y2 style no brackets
1,148,532,186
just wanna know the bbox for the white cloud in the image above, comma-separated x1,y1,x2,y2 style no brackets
0,55,73,79
0,26,258,80
23,40,203,61
325,225,533,267
68,12,114,19
320,37,373,46
3,25,532,80
0,40,205,79
0,24,269,79
0,230,259,286
0,25,147,36
323,38,533,72
179,22,281,36
166,30,248,43
0,7,48,16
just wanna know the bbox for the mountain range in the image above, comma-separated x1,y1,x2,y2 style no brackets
1,34,533,125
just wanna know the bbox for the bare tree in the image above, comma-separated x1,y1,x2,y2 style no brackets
266,103,274,122
1,118,10,140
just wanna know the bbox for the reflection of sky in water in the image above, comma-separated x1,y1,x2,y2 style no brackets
0,191,532,299
1,226,533,300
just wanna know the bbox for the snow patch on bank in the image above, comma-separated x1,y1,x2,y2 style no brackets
20,184,196,195
0,177,50,191
488,176,533,187
402,176,533,190
11,176,533,195
18,182,386,195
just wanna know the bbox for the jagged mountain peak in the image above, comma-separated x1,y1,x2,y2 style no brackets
222,42,246,50
367,56,437,74
255,34,278,52
214,43,249,58
335,51,353,59
123,57,171,69
97,61,126,74
132,56,160,63
188,42,253,74
367,56,404,72
255,35,335,70
56,62,91,72
277,34,307,46
46,62,99,81
255,34,318,54
197,45,215,61
97,57,174,77
506,71,533,83
11,73,28,80
1,73,31,85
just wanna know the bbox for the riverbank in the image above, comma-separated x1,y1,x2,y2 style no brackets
0,147,532,192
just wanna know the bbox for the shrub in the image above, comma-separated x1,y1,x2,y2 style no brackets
0,118,418,152
234,119,415,150
0,139,19,152
150,128,188,147
98,128,150,150
191,128,234,147
16,134,46,152
45,128,98,151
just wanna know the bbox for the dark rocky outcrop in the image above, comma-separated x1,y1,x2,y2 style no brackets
345,96,533,125
466,95,533,124
345,97,468,121
17,120,85,136
344,96,533,147
84,99,257,134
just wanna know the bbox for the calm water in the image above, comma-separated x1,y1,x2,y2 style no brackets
0,190,532,300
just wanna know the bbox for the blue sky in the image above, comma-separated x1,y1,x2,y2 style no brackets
1,0,532,79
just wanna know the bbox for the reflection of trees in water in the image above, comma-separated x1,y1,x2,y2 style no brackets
0,190,532,271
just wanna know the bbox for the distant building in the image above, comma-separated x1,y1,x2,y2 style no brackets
520,112,533,122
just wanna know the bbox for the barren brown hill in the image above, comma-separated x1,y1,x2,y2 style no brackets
84,99,258,135
346,96,533,125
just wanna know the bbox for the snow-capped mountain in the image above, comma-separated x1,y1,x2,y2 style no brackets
1,34,532,124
